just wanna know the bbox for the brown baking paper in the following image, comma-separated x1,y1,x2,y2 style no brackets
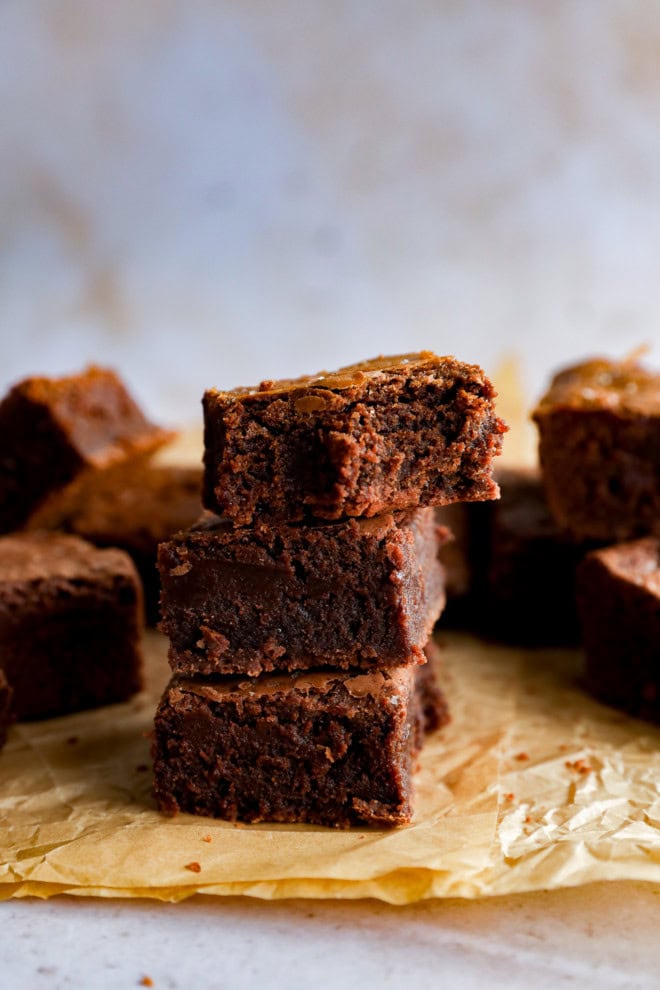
1,628,659,903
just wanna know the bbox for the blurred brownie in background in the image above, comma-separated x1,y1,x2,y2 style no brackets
160,507,446,677
533,357,660,543
577,538,660,723
153,660,443,829
437,467,581,645
0,366,172,534
0,671,13,750
0,532,143,720
483,467,582,645
46,463,202,624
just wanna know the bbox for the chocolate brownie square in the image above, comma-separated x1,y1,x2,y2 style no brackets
159,508,446,676
533,357,660,543
203,352,506,525
46,464,202,624
0,532,144,720
0,365,172,533
153,660,445,828
577,538,660,723
483,467,582,644
435,501,485,626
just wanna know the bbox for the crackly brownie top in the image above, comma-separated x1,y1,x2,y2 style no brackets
171,666,412,703
534,358,660,418
8,365,172,461
206,351,493,404
590,538,660,596
0,531,136,585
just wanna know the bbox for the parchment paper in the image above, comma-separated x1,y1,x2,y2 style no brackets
1,627,658,903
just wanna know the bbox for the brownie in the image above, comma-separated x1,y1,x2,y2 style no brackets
0,365,172,534
159,508,446,677
533,357,660,543
0,670,13,750
153,660,444,828
0,532,144,720
42,464,202,624
577,538,660,723
417,640,450,734
203,352,507,525
435,501,485,626
482,467,582,644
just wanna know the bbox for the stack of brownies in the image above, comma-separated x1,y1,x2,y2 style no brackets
153,352,506,828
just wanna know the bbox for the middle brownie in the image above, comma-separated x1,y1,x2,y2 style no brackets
159,507,446,677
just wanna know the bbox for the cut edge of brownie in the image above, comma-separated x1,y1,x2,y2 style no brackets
203,352,507,525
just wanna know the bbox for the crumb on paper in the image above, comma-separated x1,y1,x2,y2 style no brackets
515,752,529,762
139,978,154,988
185,861,202,873
566,759,592,775
504,793,515,802
202,835,212,843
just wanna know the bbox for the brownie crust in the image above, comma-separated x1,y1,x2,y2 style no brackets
577,538,660,723
159,508,446,676
533,358,660,543
153,663,437,828
203,352,506,526
0,366,171,534
0,532,144,720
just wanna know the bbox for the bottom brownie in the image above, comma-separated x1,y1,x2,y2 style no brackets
0,670,13,750
577,538,660,723
153,660,447,829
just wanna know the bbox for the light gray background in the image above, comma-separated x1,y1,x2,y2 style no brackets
2,3,660,986
1,0,659,426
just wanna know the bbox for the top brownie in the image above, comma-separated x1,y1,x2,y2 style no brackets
0,366,171,533
533,357,660,543
203,352,506,525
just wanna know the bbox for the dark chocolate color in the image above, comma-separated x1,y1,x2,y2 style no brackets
577,538,660,723
482,467,582,644
0,532,144,720
0,670,13,750
159,508,446,676
0,366,171,534
203,352,506,526
533,358,660,543
437,467,582,644
153,659,447,828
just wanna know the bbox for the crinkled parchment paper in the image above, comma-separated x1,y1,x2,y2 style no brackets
1,629,658,903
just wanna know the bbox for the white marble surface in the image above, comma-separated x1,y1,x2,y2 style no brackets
3,883,660,989
2,2,660,984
